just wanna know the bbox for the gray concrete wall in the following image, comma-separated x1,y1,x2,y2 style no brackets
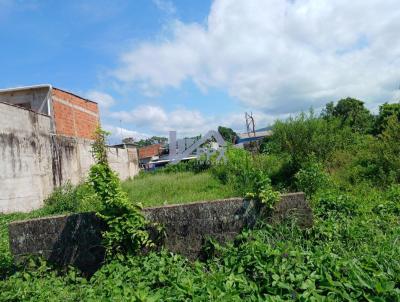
0,87,50,114
0,102,54,212
0,102,139,213
51,136,140,187
8,193,312,274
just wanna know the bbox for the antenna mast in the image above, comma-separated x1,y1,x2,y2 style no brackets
245,112,256,137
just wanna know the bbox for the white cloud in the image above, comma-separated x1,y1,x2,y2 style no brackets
86,90,116,109
152,0,176,15
110,105,208,136
103,124,150,144
109,104,283,137
112,0,400,114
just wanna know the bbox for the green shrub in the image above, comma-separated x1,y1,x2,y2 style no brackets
42,183,79,214
348,116,400,186
313,189,359,219
42,183,100,215
211,147,262,196
295,162,330,197
267,111,355,170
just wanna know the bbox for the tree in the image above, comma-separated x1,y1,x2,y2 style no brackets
135,136,168,147
374,102,400,134
122,137,135,144
218,126,237,143
321,101,335,119
322,97,374,133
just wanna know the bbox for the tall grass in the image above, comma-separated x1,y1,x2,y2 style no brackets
122,172,237,207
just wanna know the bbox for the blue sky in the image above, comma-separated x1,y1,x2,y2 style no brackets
1,0,400,143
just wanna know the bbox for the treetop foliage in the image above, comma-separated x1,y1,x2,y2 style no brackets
218,126,237,143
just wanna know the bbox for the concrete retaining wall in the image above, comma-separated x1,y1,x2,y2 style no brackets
0,102,139,213
8,193,312,274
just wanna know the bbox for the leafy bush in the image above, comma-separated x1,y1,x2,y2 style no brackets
313,189,359,220
295,162,330,197
348,116,400,186
267,111,355,170
211,147,264,196
245,176,280,211
42,182,100,215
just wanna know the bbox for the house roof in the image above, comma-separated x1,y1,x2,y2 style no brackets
237,130,272,140
0,85,98,104
0,84,52,93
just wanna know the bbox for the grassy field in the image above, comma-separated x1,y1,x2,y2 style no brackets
122,171,238,207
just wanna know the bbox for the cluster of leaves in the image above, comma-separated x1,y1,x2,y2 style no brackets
295,162,330,198
245,177,280,211
267,110,355,171
42,182,101,214
218,126,237,143
124,136,168,147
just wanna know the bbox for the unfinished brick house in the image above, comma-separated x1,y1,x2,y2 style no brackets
0,84,99,139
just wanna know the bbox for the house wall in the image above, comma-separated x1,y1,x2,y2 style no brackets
138,144,161,159
0,102,139,213
52,88,99,140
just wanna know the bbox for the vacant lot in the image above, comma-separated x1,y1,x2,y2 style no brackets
122,171,237,207
2,101,400,300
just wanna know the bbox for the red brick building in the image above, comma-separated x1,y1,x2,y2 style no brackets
138,144,162,160
52,88,99,139
0,84,99,139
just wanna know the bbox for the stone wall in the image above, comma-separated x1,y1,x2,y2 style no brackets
0,101,140,213
8,193,312,274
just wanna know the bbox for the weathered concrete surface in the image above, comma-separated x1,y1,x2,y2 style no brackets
0,101,54,212
8,193,311,273
9,213,106,275
0,101,139,213
0,87,50,115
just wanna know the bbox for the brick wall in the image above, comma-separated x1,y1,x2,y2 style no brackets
138,144,161,159
52,88,99,139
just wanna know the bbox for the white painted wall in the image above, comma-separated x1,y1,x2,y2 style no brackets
0,101,139,213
